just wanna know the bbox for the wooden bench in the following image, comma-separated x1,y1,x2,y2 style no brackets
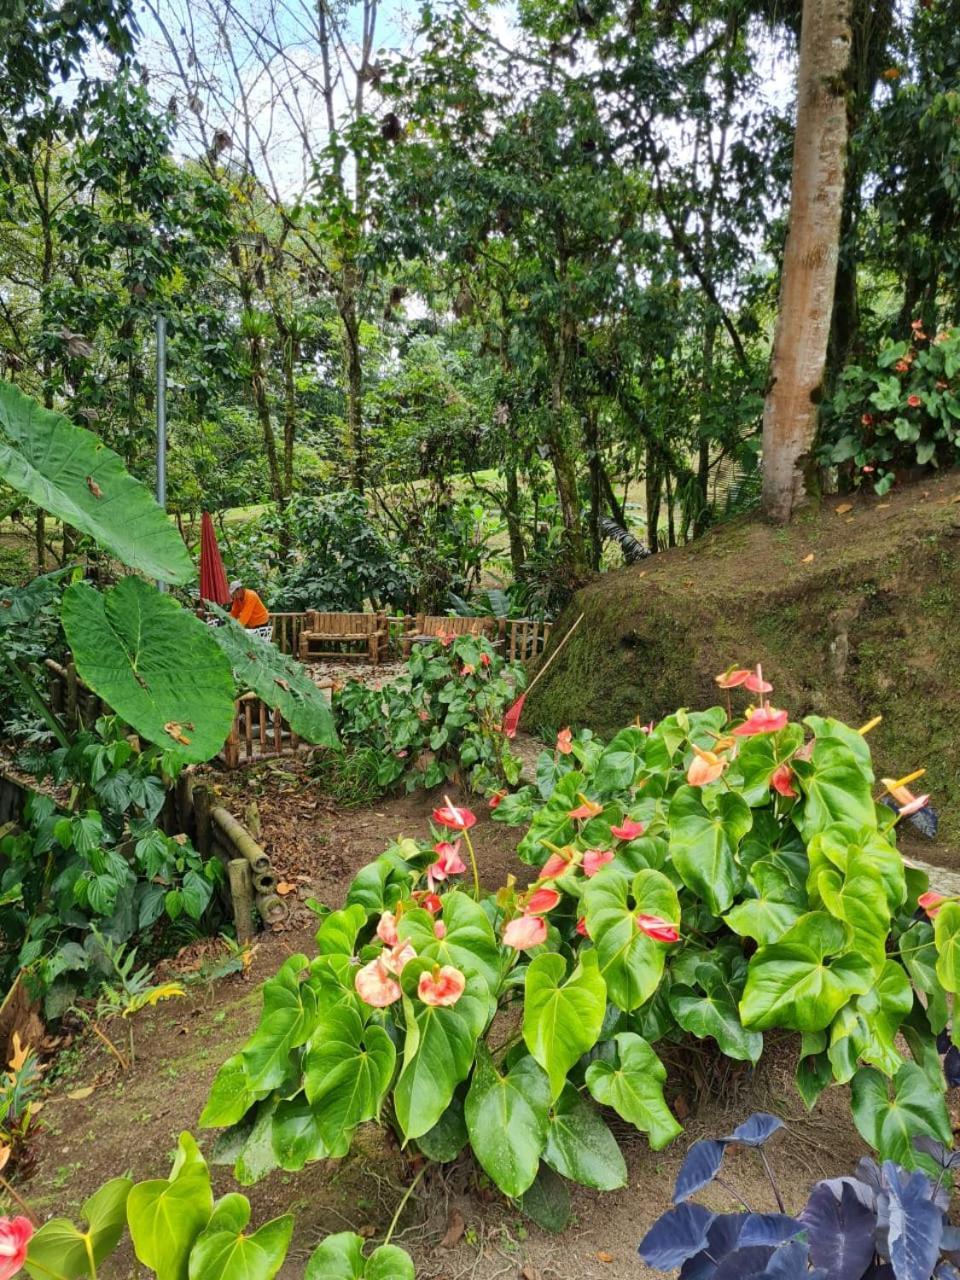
401,614,496,658
298,611,388,665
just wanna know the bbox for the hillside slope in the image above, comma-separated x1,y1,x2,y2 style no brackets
525,472,960,842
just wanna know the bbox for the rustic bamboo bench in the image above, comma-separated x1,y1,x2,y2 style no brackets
401,614,496,658
298,611,388,665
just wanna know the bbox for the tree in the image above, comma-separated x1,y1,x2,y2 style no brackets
761,0,854,523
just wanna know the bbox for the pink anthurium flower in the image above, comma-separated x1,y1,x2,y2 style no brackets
898,792,931,817
919,890,946,919
433,796,477,830
687,745,727,788
744,664,773,694
462,663,475,675
582,848,614,877
381,940,417,976
567,794,603,820
434,920,447,939
610,817,645,841
488,790,507,810
429,840,467,885
356,957,402,1007
376,911,399,946
636,914,680,943
524,886,561,915
556,727,573,755
770,764,798,799
503,915,548,949
907,394,922,408
576,916,590,938
480,652,492,667
0,1217,33,1280
540,848,576,879
733,703,789,737
715,667,752,689
418,964,466,1007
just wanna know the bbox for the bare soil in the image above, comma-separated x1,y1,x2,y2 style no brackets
21,765,872,1280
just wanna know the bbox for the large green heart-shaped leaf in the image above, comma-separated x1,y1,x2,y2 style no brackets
857,960,912,1075
723,861,805,945
522,950,606,1099
851,1063,952,1168
584,1032,680,1150
305,1232,415,1280
667,787,751,916
25,1177,132,1280
464,1047,551,1197
934,901,960,992
807,826,906,915
899,920,948,1033
62,578,236,763
0,382,194,583
210,611,337,746
0,570,68,628
517,772,583,864
592,727,648,793
542,1085,627,1190
316,904,368,956
733,726,805,805
815,847,891,972
668,981,763,1064
583,867,680,1011
739,912,874,1032
271,1095,334,1170
795,737,876,840
394,983,487,1140
127,1133,213,1280
242,954,318,1091
200,1053,259,1129
303,1006,396,1147
188,1195,292,1280
398,891,500,992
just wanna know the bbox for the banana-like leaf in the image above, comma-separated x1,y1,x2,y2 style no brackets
0,382,194,584
62,577,236,763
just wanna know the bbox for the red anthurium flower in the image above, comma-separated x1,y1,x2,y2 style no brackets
576,917,590,938
744,664,773,694
356,957,402,1007
434,920,447,939
382,940,417,976
715,667,752,689
433,796,477,830
556,727,573,755
376,911,399,946
636,914,680,943
437,632,455,647
733,703,789,737
488,790,507,810
525,886,561,915
894,359,910,373
567,794,603,820
418,964,466,1007
540,847,575,879
414,891,443,915
770,764,798,799
907,394,922,408
582,848,614,877
503,915,548,949
861,413,874,426
480,652,492,667
610,817,645,841
919,891,946,919
0,1217,33,1279
687,745,728,787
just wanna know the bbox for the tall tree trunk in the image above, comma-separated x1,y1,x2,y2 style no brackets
761,0,853,523
645,445,661,555
503,459,526,575
547,367,588,574
341,288,365,492
585,408,603,571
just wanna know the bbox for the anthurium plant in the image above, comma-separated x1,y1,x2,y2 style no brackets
200,667,957,1231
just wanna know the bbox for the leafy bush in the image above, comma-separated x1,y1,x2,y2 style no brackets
638,1112,960,1280
332,634,524,796
822,323,960,494
200,669,957,1232
22,1131,416,1279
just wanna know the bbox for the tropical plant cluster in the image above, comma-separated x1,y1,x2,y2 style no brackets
198,669,959,1234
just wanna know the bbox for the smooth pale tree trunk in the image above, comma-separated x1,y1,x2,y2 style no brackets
761,0,853,523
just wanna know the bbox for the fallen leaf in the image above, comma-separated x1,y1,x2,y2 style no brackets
67,1086,94,1100
274,677,290,691
801,553,815,564
674,1094,690,1120
597,1252,615,1264
845,517,855,524
163,721,191,746
440,1208,465,1249
0,1145,10,1174
171,833,188,845
8,1031,30,1073
85,475,102,498
358,1225,375,1239
878,503,891,509
276,882,296,896
835,503,853,515
521,1267,542,1280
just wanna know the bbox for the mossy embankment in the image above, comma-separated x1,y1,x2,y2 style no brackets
526,472,960,847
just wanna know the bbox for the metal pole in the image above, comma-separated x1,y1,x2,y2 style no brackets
156,314,167,592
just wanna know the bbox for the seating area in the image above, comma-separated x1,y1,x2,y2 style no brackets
400,613,496,657
297,610,390,665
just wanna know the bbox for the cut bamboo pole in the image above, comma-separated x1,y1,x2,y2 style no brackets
228,859,256,943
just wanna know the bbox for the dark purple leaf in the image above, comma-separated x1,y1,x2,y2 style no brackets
712,1247,774,1279
722,1113,784,1147
638,1203,715,1270
760,1241,826,1280
863,1267,895,1279
913,1136,960,1170
941,1222,960,1254
738,1214,805,1247
815,1176,877,1212
673,1139,728,1204
937,1030,951,1055
857,1158,884,1194
943,1046,960,1088
937,1266,960,1280
680,1215,749,1280
801,1181,877,1280
876,1163,942,1280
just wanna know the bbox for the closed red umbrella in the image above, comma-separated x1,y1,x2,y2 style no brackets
199,511,230,607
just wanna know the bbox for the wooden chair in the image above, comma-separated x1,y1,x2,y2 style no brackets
298,611,388,665
401,614,496,658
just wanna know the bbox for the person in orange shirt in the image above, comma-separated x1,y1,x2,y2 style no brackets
229,580,272,640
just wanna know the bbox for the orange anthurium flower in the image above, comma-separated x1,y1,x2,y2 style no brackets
418,965,466,1007
715,667,752,689
567,794,603,820
919,891,946,919
582,849,614,877
433,796,477,830
770,765,798,799
525,886,561,915
382,940,417,976
376,911,399,946
356,957,402,1007
556,727,574,755
610,818,645,841
687,745,727,787
636,914,680,943
540,847,576,879
503,915,548,949
733,704,789,737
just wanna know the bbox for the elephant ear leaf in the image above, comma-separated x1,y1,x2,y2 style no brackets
62,577,237,764
210,611,337,746
304,1230,415,1280
0,381,194,584
25,1177,132,1280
